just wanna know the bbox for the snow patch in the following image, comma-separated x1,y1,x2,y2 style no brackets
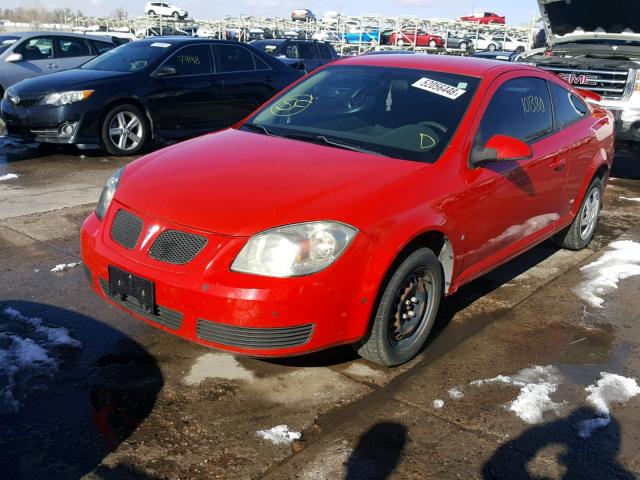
619,196,640,203
433,399,445,409
256,425,302,445
50,262,81,273
471,366,565,424
448,387,465,400
578,373,640,438
183,352,254,385
574,240,640,308
0,307,81,413
0,173,18,182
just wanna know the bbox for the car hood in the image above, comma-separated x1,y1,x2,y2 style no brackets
9,69,132,96
116,129,427,237
539,0,640,46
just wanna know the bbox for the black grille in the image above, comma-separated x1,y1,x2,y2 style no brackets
99,278,182,330
149,230,207,265
111,210,143,250
196,320,314,349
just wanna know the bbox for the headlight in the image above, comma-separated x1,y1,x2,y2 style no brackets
96,167,124,220
231,221,357,277
42,90,94,106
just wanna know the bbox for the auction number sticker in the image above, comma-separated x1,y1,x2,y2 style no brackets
411,77,467,100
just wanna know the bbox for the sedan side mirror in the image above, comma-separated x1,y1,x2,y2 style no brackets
5,53,23,63
152,65,177,77
470,134,533,167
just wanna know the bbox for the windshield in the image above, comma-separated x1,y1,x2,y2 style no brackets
245,66,479,163
0,36,19,55
81,41,170,72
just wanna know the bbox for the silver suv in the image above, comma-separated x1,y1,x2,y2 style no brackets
0,32,115,98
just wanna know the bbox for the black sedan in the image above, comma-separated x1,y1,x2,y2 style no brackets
1,38,303,155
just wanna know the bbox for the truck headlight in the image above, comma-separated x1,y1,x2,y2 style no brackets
96,167,123,220
231,221,357,277
42,90,94,106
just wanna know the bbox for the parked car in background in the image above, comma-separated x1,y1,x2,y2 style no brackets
389,30,444,48
444,32,474,50
471,50,520,62
0,32,115,97
250,39,338,71
80,55,613,367
144,2,188,20
474,34,503,51
499,35,529,53
342,28,380,45
459,12,506,24
1,38,302,155
291,9,315,22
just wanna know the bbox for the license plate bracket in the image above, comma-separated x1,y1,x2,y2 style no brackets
108,265,156,314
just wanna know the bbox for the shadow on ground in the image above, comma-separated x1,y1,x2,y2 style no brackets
0,301,163,480
345,421,407,480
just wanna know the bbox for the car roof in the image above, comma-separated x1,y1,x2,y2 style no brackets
7,31,116,42
335,53,534,78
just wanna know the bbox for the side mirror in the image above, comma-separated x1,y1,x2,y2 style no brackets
470,134,533,167
5,53,23,63
152,65,177,77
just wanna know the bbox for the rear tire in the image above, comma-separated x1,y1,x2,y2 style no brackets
459,42,468,51
173,12,179,20
488,43,497,51
554,178,603,250
100,104,148,157
355,248,443,366
147,10,155,15
429,40,437,48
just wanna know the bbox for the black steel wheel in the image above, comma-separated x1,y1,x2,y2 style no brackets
355,247,443,366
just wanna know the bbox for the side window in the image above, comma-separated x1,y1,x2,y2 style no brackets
253,54,272,71
216,44,255,72
476,77,553,145
296,43,315,59
318,44,333,59
56,37,91,58
284,44,298,59
163,44,212,76
92,40,114,55
17,37,53,60
550,82,588,128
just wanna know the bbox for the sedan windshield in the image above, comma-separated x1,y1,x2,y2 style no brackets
0,36,19,55
81,41,170,72
246,65,479,162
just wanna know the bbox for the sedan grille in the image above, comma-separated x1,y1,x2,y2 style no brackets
196,320,314,349
538,65,631,100
111,209,143,250
149,230,207,265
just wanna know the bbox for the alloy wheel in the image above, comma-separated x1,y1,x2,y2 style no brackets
580,188,600,240
108,111,144,152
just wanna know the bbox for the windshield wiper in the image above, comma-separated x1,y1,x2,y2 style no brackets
281,132,388,157
242,123,278,137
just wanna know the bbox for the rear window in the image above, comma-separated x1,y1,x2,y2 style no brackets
56,37,91,58
163,44,212,75
550,82,588,128
317,44,333,59
216,44,255,72
92,40,115,54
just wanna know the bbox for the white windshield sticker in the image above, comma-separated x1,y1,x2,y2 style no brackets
412,77,467,100
150,42,171,48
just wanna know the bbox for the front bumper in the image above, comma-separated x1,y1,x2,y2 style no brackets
80,203,380,357
599,100,640,142
0,98,101,145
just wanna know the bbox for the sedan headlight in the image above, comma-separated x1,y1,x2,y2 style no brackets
231,221,357,277
42,90,94,106
96,167,124,220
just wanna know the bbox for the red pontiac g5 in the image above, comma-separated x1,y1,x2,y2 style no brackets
81,55,614,366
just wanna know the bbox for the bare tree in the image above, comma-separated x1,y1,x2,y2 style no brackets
112,7,128,21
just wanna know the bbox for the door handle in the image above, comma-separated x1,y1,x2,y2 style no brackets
47,63,56,69
550,158,566,171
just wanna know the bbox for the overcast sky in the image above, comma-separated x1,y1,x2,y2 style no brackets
5,0,541,25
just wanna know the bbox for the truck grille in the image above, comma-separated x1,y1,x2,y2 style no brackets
149,230,207,265
196,320,314,350
539,65,631,100
111,209,143,250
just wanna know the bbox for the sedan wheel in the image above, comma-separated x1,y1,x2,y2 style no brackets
173,12,180,19
579,187,601,241
429,40,437,48
147,10,155,15
459,42,468,51
101,105,148,156
355,247,443,366
554,178,603,251
488,43,497,51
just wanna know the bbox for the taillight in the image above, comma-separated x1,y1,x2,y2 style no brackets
635,70,640,92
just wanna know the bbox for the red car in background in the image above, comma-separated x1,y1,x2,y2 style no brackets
82,55,614,366
389,29,445,47
459,12,506,24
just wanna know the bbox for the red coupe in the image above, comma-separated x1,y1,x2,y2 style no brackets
389,30,445,48
459,12,506,24
81,55,614,366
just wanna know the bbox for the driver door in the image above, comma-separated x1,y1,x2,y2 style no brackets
6,36,58,86
460,73,568,281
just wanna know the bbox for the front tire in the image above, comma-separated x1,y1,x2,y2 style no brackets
100,104,148,157
172,12,180,20
429,40,437,48
488,43,497,51
147,10,155,16
459,42,468,51
355,248,443,366
554,178,603,250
